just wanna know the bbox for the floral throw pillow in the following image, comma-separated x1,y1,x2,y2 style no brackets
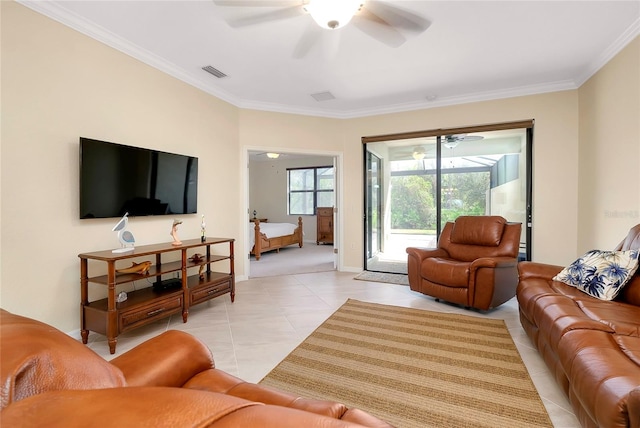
553,249,640,300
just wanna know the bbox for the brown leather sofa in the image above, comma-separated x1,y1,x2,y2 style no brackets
0,309,392,427
516,224,640,428
407,215,522,310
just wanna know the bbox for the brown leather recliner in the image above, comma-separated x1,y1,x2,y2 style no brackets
0,309,392,428
406,215,522,310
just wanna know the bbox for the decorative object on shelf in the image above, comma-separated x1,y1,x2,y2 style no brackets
189,253,204,263
253,210,257,219
116,291,128,303
200,215,206,242
111,212,135,253
190,253,205,279
116,261,152,275
170,219,183,246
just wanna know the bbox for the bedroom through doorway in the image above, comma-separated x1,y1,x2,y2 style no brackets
246,150,340,278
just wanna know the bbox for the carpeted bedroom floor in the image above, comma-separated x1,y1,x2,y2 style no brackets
249,242,335,277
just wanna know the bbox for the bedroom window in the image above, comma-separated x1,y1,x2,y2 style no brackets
288,166,334,215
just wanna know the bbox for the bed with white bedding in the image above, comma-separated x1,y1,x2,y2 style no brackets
250,217,303,260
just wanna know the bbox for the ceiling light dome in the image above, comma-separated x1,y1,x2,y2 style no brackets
306,0,363,30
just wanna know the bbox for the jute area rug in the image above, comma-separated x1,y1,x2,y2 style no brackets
260,299,552,428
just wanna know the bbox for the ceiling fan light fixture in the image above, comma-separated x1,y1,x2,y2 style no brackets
412,147,426,160
443,141,459,149
305,0,363,30
266,152,280,159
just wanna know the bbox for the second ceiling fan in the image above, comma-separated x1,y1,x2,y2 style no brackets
213,1,431,58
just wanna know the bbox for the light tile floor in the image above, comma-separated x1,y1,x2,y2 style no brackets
87,271,581,428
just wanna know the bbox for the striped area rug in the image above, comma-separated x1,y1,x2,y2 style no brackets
260,299,552,428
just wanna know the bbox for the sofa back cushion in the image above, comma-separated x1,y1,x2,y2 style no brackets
0,309,125,409
614,224,640,306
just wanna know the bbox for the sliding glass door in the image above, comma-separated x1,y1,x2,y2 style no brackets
364,151,382,263
363,123,532,274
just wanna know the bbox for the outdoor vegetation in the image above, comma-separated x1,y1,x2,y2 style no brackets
390,171,490,231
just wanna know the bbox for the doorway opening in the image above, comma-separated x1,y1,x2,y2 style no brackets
363,121,533,274
245,149,341,278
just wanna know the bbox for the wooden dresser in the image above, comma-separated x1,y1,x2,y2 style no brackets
316,207,333,245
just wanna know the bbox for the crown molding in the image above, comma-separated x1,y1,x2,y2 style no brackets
17,0,241,107
17,1,638,120
574,16,640,86
238,79,578,119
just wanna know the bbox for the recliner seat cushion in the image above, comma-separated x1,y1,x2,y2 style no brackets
421,258,470,287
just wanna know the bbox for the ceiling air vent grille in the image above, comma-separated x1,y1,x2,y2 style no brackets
202,65,227,78
311,91,335,102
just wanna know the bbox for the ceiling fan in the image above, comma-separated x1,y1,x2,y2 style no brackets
442,134,484,149
213,1,431,58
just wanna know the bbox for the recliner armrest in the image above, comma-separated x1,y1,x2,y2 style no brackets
406,247,448,262
470,256,518,269
517,261,563,281
110,330,214,387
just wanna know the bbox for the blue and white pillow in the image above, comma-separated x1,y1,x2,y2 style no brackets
553,249,640,300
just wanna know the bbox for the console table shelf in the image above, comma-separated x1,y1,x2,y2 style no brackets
79,238,235,354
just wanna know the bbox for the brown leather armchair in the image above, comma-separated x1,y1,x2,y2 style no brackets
406,216,522,310
0,309,392,428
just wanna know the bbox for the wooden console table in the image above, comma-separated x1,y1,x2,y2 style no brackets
79,238,234,354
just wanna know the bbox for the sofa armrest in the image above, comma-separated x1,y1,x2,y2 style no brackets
517,261,564,281
630,387,640,428
183,369,394,428
110,330,214,387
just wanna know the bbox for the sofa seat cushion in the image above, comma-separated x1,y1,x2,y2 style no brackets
530,296,614,354
557,330,640,428
577,299,640,336
615,335,640,367
421,258,469,287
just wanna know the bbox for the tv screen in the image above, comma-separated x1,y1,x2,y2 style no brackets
80,138,198,219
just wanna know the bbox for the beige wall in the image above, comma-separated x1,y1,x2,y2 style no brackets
1,1,637,332
578,36,640,250
1,2,239,329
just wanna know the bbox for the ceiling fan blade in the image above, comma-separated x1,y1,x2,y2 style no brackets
293,24,322,59
463,136,484,141
365,1,431,35
227,5,304,27
352,8,406,48
214,1,302,7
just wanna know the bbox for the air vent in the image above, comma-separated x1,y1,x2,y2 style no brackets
311,91,335,102
201,65,227,78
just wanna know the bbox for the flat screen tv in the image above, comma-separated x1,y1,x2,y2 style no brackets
80,137,198,219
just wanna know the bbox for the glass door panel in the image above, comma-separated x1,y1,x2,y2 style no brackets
363,126,532,274
364,151,382,264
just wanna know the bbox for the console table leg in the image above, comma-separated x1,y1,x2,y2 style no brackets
81,329,89,344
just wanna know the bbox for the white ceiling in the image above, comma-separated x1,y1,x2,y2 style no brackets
21,1,640,119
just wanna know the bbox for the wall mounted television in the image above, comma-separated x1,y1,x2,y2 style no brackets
80,137,198,219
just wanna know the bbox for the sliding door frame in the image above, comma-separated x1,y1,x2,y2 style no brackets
361,119,534,270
